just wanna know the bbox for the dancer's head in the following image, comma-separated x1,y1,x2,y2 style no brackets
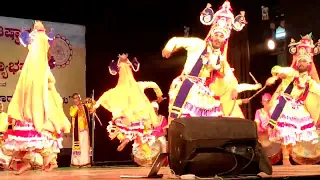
72,93,81,105
289,33,320,76
261,93,271,107
200,1,247,50
109,54,140,75
296,59,309,73
33,20,45,31
208,32,226,49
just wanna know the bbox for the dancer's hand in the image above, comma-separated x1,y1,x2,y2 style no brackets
230,89,238,100
89,107,96,114
242,98,250,104
157,96,166,103
266,76,278,86
255,83,262,90
162,48,172,59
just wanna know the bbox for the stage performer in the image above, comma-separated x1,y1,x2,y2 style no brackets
254,93,272,134
151,101,167,153
266,33,320,165
70,93,93,168
93,54,167,163
163,1,254,122
1,21,71,174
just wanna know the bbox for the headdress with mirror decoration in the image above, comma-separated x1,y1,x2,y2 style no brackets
288,33,320,81
288,33,320,64
200,1,247,40
109,53,140,75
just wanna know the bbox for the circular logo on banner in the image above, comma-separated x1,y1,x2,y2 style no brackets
49,34,73,68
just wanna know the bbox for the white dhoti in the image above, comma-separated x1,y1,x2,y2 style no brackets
71,130,91,167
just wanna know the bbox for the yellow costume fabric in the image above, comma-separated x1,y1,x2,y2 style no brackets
96,62,162,128
7,29,70,133
0,112,8,132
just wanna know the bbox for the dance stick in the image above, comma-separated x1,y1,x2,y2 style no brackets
247,72,266,101
249,72,259,84
248,85,267,101
93,113,103,126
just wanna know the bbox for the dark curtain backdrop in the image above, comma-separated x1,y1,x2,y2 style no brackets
281,0,320,68
228,28,251,119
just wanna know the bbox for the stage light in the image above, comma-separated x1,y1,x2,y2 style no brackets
267,39,276,50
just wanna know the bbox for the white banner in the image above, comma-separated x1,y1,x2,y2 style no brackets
0,16,86,148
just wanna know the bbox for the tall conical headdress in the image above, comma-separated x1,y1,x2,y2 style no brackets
200,1,247,40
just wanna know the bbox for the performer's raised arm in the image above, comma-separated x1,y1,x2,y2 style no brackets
237,83,262,93
162,37,205,58
266,66,296,86
139,81,163,100
271,65,296,79
236,99,249,105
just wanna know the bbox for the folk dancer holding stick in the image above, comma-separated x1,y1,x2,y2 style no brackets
266,33,320,165
163,1,262,123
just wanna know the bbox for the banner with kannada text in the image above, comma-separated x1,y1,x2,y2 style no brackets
0,16,86,148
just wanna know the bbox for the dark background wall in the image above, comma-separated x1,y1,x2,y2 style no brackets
281,0,320,67
2,0,312,164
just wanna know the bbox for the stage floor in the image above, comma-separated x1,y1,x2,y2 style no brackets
1,165,320,179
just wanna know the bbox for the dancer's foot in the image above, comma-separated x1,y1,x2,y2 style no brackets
282,157,292,166
117,139,129,151
42,154,56,170
281,145,292,166
14,162,31,175
8,160,17,171
45,164,58,172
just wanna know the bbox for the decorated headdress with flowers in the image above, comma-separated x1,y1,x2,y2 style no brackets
288,33,320,82
108,53,140,75
200,1,247,40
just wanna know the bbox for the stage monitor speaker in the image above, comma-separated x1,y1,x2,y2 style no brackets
168,117,272,177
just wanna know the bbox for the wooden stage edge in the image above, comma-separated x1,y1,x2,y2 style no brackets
1,165,320,179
